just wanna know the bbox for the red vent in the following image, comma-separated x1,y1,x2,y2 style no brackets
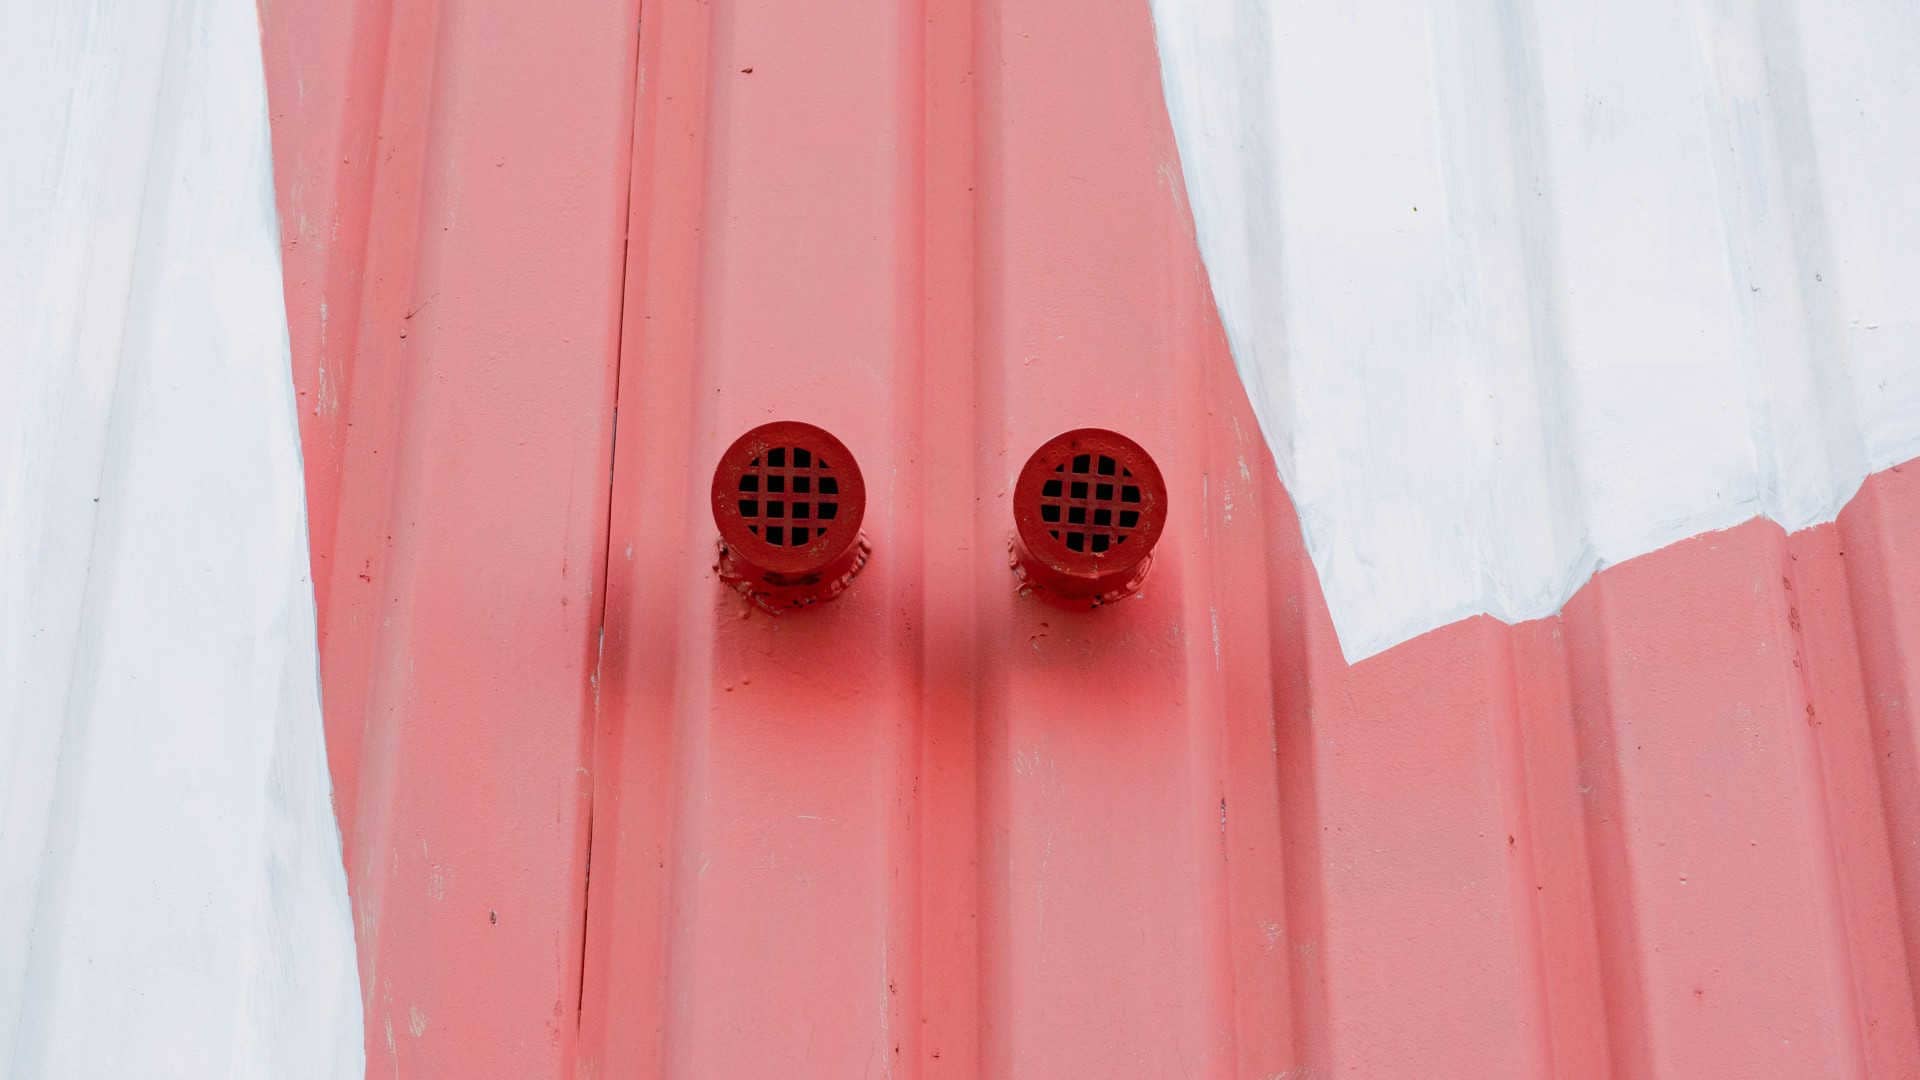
1011,428,1166,606
711,421,869,610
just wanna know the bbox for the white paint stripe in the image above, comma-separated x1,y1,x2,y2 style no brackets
1,1,363,1075
1151,0,1920,660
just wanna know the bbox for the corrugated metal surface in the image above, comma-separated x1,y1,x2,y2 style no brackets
261,1,628,1074
258,0,1920,1076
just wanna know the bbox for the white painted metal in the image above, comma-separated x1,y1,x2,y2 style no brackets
0,1,363,1075
1151,0,1920,660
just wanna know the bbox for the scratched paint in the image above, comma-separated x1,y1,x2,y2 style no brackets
1150,0,1920,659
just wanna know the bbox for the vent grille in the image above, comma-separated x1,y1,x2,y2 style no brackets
734,445,843,548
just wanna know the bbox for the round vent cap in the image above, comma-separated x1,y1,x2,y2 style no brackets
711,420,867,578
1013,428,1166,589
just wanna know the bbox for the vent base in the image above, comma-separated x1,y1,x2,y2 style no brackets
1008,536,1151,608
717,533,871,614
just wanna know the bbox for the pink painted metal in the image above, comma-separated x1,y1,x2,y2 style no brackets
259,0,1920,1076
260,1,632,1074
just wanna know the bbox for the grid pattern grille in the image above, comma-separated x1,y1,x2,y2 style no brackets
735,445,841,548
1038,453,1143,554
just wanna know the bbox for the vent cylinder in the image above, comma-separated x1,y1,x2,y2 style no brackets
711,420,869,612
1010,428,1167,607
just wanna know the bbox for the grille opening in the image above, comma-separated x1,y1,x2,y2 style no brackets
1033,458,1148,559
731,442,845,549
